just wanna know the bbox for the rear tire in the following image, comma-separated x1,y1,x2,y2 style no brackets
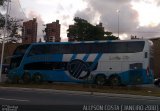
12,75,19,84
109,75,121,86
22,73,31,84
48,81,53,84
95,75,106,85
154,78,160,87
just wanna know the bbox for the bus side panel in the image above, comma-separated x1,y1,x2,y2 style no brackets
65,54,99,62
119,69,153,85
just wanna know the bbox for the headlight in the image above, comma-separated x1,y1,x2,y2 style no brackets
155,79,158,81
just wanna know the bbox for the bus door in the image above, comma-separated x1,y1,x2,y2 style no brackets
129,63,143,84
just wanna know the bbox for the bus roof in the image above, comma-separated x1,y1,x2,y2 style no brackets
32,39,149,45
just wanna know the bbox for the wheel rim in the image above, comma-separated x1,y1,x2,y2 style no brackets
110,77,120,86
33,74,42,83
96,76,105,85
23,73,31,83
35,75,41,82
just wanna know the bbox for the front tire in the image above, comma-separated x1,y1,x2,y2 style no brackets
22,72,31,83
32,73,43,83
95,75,106,85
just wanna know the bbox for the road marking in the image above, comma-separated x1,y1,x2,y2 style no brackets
0,98,29,102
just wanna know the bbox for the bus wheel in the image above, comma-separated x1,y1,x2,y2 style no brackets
48,81,53,84
95,75,106,85
154,78,160,87
12,75,19,84
109,75,121,86
32,73,43,83
23,73,31,84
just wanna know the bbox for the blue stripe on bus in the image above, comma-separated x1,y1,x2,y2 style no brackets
51,54,64,62
107,40,112,42
80,41,85,43
82,54,90,61
70,54,77,61
90,53,103,70
94,41,99,43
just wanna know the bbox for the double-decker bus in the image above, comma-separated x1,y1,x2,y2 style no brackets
8,40,154,85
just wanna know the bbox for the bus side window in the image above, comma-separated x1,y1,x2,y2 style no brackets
130,63,142,70
145,52,148,58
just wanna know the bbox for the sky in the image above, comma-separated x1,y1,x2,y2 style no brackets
3,0,160,41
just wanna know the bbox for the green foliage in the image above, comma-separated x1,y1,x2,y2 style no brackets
0,14,5,28
67,17,119,41
104,31,119,40
0,0,22,43
0,0,5,5
0,13,22,42
0,14,11,30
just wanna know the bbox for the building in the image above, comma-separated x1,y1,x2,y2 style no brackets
22,18,37,43
45,20,61,42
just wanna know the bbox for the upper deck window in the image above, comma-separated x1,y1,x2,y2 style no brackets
13,44,30,56
28,41,145,56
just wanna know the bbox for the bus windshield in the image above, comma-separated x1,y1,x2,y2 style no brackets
13,44,30,56
10,44,30,69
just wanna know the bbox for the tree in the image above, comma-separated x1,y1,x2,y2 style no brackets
0,14,5,29
104,31,119,40
0,1,22,43
0,0,6,5
7,18,22,42
67,17,118,41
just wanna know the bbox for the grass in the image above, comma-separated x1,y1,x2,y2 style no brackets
0,82,160,97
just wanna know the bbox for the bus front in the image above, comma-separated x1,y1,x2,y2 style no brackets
8,44,30,82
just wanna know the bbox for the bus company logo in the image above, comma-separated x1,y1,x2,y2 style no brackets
109,56,121,60
122,56,129,60
67,59,90,80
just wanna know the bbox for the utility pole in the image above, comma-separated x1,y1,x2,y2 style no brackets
117,9,120,38
0,0,10,82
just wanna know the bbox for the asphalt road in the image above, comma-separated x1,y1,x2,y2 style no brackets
1,74,160,111
0,87,160,111
0,87,160,105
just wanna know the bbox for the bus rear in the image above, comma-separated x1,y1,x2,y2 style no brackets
91,40,154,85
